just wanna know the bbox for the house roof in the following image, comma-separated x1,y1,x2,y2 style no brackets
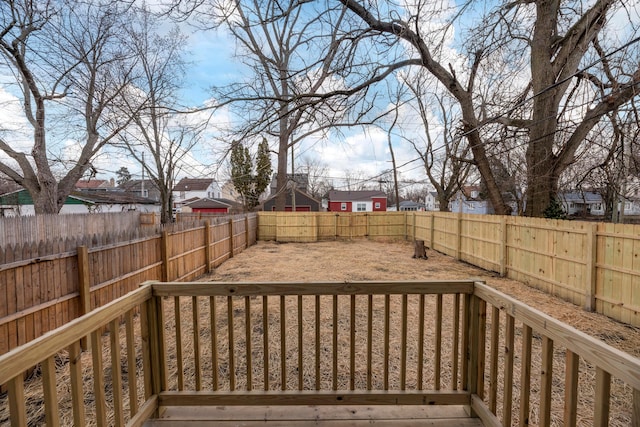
0,189,85,206
119,179,158,192
75,179,114,189
263,189,322,211
71,190,157,205
389,200,426,210
269,173,309,194
184,198,235,209
0,189,156,206
328,190,386,202
173,178,215,192
559,191,603,203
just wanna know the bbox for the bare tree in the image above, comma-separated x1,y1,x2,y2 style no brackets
117,6,199,224
0,0,143,213
167,0,380,211
402,74,471,212
297,156,332,199
332,0,640,216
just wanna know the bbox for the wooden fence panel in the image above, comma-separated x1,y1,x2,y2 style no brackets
596,223,640,325
274,212,318,242
255,212,640,326
257,212,277,241
0,214,257,359
459,214,502,272
430,213,458,256
317,213,339,240
0,212,150,247
369,212,406,239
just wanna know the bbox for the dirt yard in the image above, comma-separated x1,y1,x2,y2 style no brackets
203,239,640,358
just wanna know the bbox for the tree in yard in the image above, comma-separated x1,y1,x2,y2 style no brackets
116,167,132,186
0,0,143,214
230,138,272,211
116,6,199,224
398,71,472,212
329,0,640,217
167,0,377,211
297,156,333,200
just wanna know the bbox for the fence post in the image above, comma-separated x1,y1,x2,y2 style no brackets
161,230,170,282
585,223,598,312
430,214,435,249
499,217,508,277
466,291,481,416
365,213,369,239
403,212,408,241
456,212,463,260
204,220,212,274
412,212,416,241
229,217,234,258
245,215,250,248
77,245,91,350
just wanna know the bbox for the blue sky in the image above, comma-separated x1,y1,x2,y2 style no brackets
172,24,432,190
0,1,447,193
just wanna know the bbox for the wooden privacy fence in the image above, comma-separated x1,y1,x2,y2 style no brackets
259,212,640,327
1,280,638,426
0,212,151,246
0,214,258,357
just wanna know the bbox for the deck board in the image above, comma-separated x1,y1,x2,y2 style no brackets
143,405,485,426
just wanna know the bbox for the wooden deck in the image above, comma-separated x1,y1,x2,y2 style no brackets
143,405,484,426
1,279,639,426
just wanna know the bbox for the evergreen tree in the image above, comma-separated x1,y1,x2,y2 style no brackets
231,138,272,211
116,167,132,186
543,197,567,220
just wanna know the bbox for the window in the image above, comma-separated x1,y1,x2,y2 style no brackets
341,202,347,211
180,191,185,199
375,202,381,209
356,203,366,211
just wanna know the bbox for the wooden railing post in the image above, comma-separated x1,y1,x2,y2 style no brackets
466,289,488,418
161,230,170,282
204,220,212,274
77,246,91,350
633,388,640,427
585,223,598,311
146,290,167,400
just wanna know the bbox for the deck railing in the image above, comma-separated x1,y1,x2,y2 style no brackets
0,280,638,426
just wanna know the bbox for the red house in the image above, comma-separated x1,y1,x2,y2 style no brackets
327,190,387,212
182,198,241,214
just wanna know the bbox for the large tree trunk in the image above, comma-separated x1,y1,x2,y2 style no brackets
274,130,289,212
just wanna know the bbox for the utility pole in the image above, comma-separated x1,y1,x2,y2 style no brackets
141,152,145,198
291,145,296,212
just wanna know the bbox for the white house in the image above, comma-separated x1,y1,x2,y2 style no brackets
172,178,222,209
558,191,605,216
0,189,160,216
425,192,441,211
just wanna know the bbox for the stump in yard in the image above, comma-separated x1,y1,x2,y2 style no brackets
413,239,428,259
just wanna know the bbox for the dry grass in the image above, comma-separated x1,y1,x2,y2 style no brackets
1,239,638,426
207,240,639,358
